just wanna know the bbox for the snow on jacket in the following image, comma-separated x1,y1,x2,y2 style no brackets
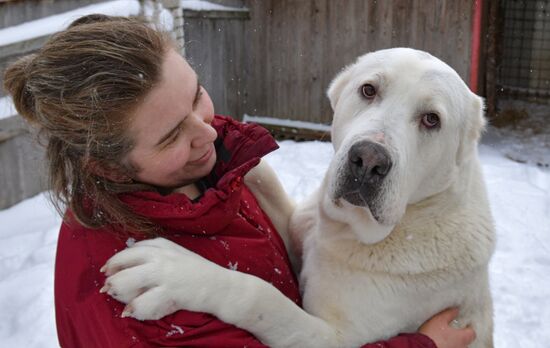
54,115,436,348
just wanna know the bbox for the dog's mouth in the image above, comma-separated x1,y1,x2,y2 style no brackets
328,192,396,245
338,190,385,223
341,190,366,207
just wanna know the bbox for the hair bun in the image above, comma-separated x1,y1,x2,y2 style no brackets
3,53,39,124
68,14,122,28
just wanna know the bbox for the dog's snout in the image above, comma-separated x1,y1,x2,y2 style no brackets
348,141,392,183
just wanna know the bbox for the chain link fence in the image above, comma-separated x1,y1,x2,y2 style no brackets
498,0,550,101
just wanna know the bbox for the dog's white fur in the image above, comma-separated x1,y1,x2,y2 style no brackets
104,48,495,348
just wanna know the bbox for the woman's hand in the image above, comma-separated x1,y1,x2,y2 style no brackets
100,237,228,320
418,308,476,348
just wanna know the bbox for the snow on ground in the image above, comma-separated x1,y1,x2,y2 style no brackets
243,114,332,132
0,193,61,347
0,141,549,347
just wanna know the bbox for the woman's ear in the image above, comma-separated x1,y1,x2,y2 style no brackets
85,159,133,183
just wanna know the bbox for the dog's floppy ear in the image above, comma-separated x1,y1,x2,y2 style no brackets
327,65,354,110
456,94,487,165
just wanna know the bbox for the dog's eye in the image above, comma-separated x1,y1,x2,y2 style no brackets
361,84,377,99
421,113,440,129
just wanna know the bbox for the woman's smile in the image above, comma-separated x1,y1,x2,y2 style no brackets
188,144,215,166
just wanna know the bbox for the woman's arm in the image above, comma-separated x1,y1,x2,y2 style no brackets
244,160,299,263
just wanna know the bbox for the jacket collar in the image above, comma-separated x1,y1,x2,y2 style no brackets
119,116,278,234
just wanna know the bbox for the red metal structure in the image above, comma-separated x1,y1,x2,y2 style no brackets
470,0,484,94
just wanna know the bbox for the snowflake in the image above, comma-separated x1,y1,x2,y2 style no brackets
166,324,185,337
228,261,239,271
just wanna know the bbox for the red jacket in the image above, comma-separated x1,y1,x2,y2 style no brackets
54,116,436,348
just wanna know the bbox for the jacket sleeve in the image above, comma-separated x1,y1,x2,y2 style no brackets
58,297,435,348
360,333,437,348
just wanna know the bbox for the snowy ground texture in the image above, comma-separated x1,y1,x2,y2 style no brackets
0,141,549,348
485,99,550,168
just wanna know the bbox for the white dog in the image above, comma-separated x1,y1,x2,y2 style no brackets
103,48,495,348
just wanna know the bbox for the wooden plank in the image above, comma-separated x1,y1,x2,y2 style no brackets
0,34,50,58
237,0,474,124
0,115,26,143
182,7,250,119
0,119,46,209
0,0,107,28
183,9,249,19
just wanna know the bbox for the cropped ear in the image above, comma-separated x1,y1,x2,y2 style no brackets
85,158,133,183
456,94,487,165
327,64,354,110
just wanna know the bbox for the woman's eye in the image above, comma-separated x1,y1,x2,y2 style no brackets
164,135,178,148
169,133,179,143
361,84,377,99
193,88,204,108
421,113,440,129
164,128,182,148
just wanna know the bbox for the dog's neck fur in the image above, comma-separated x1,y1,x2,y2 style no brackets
313,152,495,276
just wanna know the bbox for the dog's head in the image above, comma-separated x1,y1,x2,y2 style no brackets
324,48,486,244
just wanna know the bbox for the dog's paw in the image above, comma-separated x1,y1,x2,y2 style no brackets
100,237,227,320
121,287,180,320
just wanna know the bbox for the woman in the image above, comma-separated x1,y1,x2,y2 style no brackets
4,14,474,348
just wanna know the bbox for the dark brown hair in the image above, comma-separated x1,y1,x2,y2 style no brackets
3,14,176,234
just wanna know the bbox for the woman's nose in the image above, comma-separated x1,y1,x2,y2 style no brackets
191,113,217,147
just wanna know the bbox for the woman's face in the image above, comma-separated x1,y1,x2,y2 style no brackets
126,49,217,189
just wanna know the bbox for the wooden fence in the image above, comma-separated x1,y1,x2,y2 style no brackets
0,116,46,209
0,0,107,28
187,0,475,124
182,6,250,121
0,0,110,209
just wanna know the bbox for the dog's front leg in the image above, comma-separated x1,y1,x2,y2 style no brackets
289,186,322,263
217,269,343,348
102,238,341,348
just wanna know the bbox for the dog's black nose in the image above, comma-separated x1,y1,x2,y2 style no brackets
348,141,392,183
